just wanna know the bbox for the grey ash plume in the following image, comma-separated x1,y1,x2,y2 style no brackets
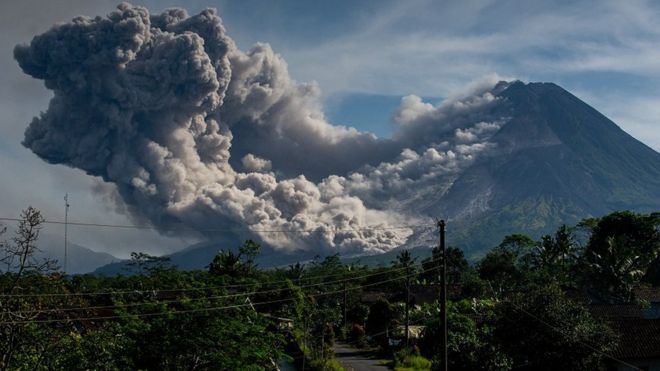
14,3,504,254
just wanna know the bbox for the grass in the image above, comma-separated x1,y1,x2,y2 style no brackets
394,353,432,371
377,358,394,366
316,358,344,371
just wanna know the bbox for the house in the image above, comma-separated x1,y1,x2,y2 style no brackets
587,287,660,371
607,318,660,371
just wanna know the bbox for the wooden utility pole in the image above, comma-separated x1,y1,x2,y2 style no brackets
438,219,448,371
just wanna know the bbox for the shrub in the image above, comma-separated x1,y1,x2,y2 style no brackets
394,348,432,371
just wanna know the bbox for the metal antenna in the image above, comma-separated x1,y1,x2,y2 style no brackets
437,218,447,371
64,194,70,274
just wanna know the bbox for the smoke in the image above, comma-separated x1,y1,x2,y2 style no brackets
14,3,508,255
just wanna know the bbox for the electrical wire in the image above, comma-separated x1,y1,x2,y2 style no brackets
0,216,431,234
6,264,424,314
506,302,642,371
0,267,429,325
485,281,642,371
0,256,432,298
0,246,444,299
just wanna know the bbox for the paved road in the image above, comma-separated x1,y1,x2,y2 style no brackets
332,342,390,371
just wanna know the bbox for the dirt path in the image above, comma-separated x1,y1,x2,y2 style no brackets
332,342,390,371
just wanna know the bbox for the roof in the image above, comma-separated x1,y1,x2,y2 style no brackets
394,325,426,339
609,318,660,360
589,304,644,319
565,286,660,305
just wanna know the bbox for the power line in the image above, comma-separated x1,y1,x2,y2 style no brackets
3,260,634,370
0,258,427,299
507,302,642,371
0,268,426,325
485,282,641,371
6,265,423,314
0,217,431,234
0,246,445,299
63,193,70,275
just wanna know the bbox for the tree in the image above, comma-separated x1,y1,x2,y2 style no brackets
419,300,510,371
121,305,284,370
208,240,261,278
366,298,393,348
493,285,616,371
529,225,579,286
0,207,61,370
581,212,660,301
420,246,469,285
126,252,172,275
534,226,577,268
478,235,535,295
1,207,56,288
286,262,305,281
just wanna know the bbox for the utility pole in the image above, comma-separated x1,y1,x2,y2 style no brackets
343,280,347,331
302,315,307,371
64,193,70,274
438,219,448,371
405,260,410,348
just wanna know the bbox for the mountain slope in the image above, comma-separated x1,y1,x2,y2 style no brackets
419,81,660,256
94,81,660,271
32,234,121,274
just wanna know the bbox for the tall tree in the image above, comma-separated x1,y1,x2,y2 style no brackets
493,285,616,371
582,211,660,301
478,234,536,294
208,240,262,278
0,207,60,370
530,225,579,286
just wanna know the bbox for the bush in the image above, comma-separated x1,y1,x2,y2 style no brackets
394,348,432,371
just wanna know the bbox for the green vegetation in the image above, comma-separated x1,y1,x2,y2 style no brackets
394,348,432,371
1,207,659,370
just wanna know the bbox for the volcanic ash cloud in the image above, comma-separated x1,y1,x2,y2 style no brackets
14,3,505,254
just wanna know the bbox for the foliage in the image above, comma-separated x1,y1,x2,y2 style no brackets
420,246,468,286
582,211,660,301
418,300,511,371
126,252,172,274
493,285,616,371
208,239,261,278
310,358,345,371
4,208,660,370
394,347,432,371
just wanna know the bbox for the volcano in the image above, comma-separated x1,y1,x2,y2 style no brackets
395,81,660,258
95,80,660,273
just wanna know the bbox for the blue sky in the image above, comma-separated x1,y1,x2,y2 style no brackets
1,0,660,256
212,0,660,144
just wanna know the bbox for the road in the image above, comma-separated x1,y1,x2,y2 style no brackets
332,342,390,371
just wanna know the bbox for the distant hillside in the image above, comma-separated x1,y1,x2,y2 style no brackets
93,239,319,275
35,234,120,274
